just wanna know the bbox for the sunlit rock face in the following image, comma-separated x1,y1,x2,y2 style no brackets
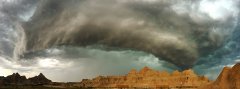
79,66,210,88
199,63,240,89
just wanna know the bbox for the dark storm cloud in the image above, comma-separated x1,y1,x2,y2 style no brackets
0,0,239,82
0,0,38,18
22,0,237,69
0,0,38,58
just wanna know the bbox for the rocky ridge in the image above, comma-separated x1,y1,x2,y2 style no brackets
0,73,51,86
79,66,210,88
199,63,240,89
1,63,240,89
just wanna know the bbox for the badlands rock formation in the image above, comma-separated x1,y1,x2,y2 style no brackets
0,73,28,85
199,63,240,89
0,73,51,86
28,73,52,85
79,66,210,88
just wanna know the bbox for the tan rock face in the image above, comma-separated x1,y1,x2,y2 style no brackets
199,63,240,89
79,66,210,88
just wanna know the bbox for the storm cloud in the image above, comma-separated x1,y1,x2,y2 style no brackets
22,0,237,69
0,0,239,82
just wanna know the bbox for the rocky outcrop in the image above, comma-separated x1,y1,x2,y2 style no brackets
28,73,52,85
199,63,240,89
0,76,4,87
79,66,210,88
0,73,51,86
1,73,28,85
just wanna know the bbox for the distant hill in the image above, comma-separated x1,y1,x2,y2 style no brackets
0,73,51,87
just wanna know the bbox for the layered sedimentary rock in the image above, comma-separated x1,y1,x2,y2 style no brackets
79,66,210,88
0,73,51,86
199,63,240,89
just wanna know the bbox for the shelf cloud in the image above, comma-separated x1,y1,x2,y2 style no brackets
0,0,239,81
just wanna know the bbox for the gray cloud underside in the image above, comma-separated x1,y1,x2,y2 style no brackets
21,46,179,82
22,0,236,69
